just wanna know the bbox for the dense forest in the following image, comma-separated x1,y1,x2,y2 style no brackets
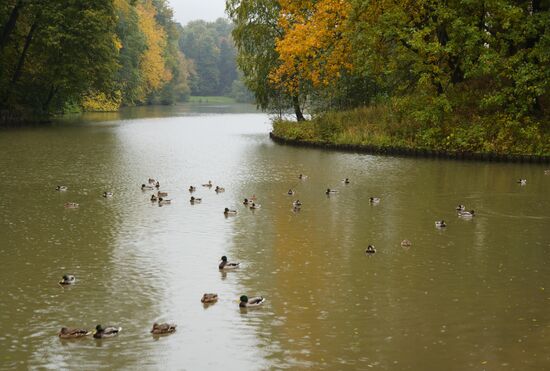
228,0,550,154
0,1,244,124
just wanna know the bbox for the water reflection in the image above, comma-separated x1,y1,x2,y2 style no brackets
0,104,549,370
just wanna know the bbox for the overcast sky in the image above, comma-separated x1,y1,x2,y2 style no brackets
169,0,228,26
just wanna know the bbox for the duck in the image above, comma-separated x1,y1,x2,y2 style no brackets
155,181,160,189
150,323,176,335
201,293,218,303
224,208,237,215
455,204,466,211
157,191,168,197
158,197,171,206
141,184,154,190
243,198,252,205
365,245,376,254
219,255,239,270
148,178,157,185
93,325,121,339
369,197,380,204
401,240,412,248
287,189,295,195
150,194,158,202
342,178,350,184
326,188,338,195
215,186,225,193
58,327,91,339
250,203,261,209
239,295,265,308
298,174,308,180
59,274,76,285
202,180,213,187
292,200,302,207
64,202,79,209
517,179,527,185
56,185,68,192
190,196,202,204
189,186,196,192
435,220,447,228
458,210,475,218
103,192,113,198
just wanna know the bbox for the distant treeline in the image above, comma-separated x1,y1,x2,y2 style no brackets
0,1,249,124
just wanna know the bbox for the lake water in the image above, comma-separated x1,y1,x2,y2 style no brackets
0,103,549,370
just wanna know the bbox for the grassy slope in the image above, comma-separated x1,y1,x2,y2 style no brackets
272,105,550,156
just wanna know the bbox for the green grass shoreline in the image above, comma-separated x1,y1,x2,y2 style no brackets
272,106,550,160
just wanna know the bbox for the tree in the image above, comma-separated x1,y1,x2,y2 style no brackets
227,0,306,120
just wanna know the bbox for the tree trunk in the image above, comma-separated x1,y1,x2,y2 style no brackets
11,17,38,86
293,96,305,121
42,84,58,112
2,15,39,104
0,0,24,53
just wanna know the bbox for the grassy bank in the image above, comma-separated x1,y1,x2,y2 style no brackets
272,105,550,156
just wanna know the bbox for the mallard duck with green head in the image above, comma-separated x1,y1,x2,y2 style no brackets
219,256,239,270
93,324,122,339
59,274,75,285
239,295,265,308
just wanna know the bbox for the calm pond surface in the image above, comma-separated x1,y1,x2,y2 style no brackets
0,103,549,370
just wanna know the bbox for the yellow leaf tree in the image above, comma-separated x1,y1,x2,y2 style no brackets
136,0,172,100
270,0,353,95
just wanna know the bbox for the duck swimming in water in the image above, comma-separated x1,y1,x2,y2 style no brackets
59,274,76,285
456,204,466,211
157,191,168,197
148,178,156,185
103,192,113,198
517,179,527,185
287,189,295,195
142,184,154,190
190,196,202,204
155,181,160,189
93,325,122,339
215,186,225,193
369,197,380,204
343,178,350,184
250,203,261,209
150,323,176,335
64,202,79,209
56,185,68,192
189,186,196,192
458,210,475,218
219,256,239,270
298,174,308,180
58,327,91,339
201,293,218,303
243,198,252,205
435,220,447,228
401,240,412,248
292,200,302,207
202,180,213,187
158,197,171,206
365,245,376,254
224,208,237,215
326,188,338,195
239,295,265,308
150,194,158,202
